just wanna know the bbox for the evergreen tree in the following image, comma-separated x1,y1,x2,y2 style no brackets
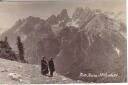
17,36,26,63
4,36,7,42
3,36,10,49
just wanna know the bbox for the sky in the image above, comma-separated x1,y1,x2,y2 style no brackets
0,0,126,33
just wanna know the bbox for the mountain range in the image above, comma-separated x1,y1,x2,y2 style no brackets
1,7,126,82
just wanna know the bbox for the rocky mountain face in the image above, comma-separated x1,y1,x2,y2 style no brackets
1,7,127,82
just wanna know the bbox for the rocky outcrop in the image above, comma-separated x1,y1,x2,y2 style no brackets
47,15,58,25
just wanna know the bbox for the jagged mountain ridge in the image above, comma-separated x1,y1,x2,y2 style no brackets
1,7,127,82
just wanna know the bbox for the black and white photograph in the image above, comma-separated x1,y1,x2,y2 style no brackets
0,0,127,84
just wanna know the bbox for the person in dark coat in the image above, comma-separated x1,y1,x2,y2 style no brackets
41,56,49,75
48,57,55,77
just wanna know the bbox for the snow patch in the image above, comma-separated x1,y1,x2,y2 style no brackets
120,32,127,39
61,76,68,81
8,73,22,82
20,33,27,41
15,28,20,33
66,19,79,28
22,35,27,41
58,20,65,24
115,47,120,56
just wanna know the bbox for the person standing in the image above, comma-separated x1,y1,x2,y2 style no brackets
41,56,49,75
48,57,55,77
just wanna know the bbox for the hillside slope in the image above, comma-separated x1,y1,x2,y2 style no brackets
0,58,82,84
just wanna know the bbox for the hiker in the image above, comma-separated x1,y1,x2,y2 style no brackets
48,57,55,77
41,56,49,75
